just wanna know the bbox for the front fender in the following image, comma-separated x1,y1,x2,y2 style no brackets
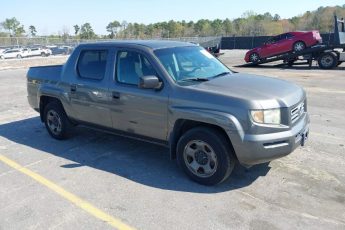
168,106,246,159
169,107,244,138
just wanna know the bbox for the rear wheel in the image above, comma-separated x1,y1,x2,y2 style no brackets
249,52,260,64
43,101,72,140
318,52,337,69
177,127,235,185
293,41,306,52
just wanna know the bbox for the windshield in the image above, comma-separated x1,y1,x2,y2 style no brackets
154,46,232,82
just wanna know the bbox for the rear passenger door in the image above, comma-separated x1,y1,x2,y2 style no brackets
108,49,168,141
69,49,113,128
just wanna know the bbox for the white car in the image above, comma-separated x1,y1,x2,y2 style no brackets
0,49,29,59
29,47,52,57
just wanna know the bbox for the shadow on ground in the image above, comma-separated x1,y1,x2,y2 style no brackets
0,117,270,193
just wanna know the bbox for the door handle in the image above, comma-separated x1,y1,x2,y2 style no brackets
70,84,77,93
112,91,120,99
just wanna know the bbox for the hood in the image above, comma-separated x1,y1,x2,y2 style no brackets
188,73,305,109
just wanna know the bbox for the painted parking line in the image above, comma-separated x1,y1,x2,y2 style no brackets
0,154,135,230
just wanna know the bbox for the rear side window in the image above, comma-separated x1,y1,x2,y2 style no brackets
286,33,294,39
77,50,108,80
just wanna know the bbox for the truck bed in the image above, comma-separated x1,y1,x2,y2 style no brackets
27,65,64,110
27,65,63,81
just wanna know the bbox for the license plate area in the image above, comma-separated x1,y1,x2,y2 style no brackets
295,128,309,146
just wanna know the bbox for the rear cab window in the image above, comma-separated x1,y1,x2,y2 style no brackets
77,50,108,80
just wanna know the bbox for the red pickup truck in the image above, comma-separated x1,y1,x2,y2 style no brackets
245,31,322,63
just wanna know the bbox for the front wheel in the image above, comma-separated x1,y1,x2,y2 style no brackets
249,52,260,64
177,127,235,185
43,101,72,140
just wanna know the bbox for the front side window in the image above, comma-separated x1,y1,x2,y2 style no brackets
154,46,231,82
77,50,108,80
116,51,156,85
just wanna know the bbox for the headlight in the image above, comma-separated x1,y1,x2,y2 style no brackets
250,109,281,125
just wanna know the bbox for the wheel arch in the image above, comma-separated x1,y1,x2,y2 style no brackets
169,119,238,161
39,96,63,122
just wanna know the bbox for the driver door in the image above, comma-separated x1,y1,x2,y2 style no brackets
108,49,169,141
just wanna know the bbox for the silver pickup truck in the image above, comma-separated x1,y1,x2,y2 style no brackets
27,41,309,185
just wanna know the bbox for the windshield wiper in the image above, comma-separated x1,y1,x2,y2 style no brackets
180,77,209,82
211,72,231,79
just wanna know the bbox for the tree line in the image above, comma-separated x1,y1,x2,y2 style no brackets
1,5,344,40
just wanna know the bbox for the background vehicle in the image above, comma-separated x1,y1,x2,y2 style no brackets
27,41,309,185
245,31,322,63
0,46,8,54
243,15,345,69
0,48,29,59
29,47,52,57
51,46,73,55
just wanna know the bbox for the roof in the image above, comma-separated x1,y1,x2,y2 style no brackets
79,40,197,50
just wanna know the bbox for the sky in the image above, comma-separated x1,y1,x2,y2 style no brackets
1,0,344,35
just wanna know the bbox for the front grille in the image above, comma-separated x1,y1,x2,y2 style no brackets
291,102,305,123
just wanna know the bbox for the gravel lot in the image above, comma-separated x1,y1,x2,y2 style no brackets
0,51,344,230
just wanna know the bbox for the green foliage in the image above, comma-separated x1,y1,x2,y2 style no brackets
29,25,37,37
1,5,344,39
106,20,121,38
73,25,80,35
80,23,96,39
112,5,345,38
1,17,25,36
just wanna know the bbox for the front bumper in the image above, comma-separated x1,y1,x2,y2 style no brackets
233,113,310,166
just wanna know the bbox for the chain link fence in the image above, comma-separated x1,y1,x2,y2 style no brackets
0,36,222,48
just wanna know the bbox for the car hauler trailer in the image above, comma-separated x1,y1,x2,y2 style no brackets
242,15,345,69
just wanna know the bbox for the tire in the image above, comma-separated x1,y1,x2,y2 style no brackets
287,60,295,67
293,41,306,52
249,52,260,64
43,101,72,140
318,52,337,69
41,52,46,57
16,54,22,59
177,127,235,185
0,56,4,60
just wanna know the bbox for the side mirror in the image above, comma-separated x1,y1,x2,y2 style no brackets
139,75,161,89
